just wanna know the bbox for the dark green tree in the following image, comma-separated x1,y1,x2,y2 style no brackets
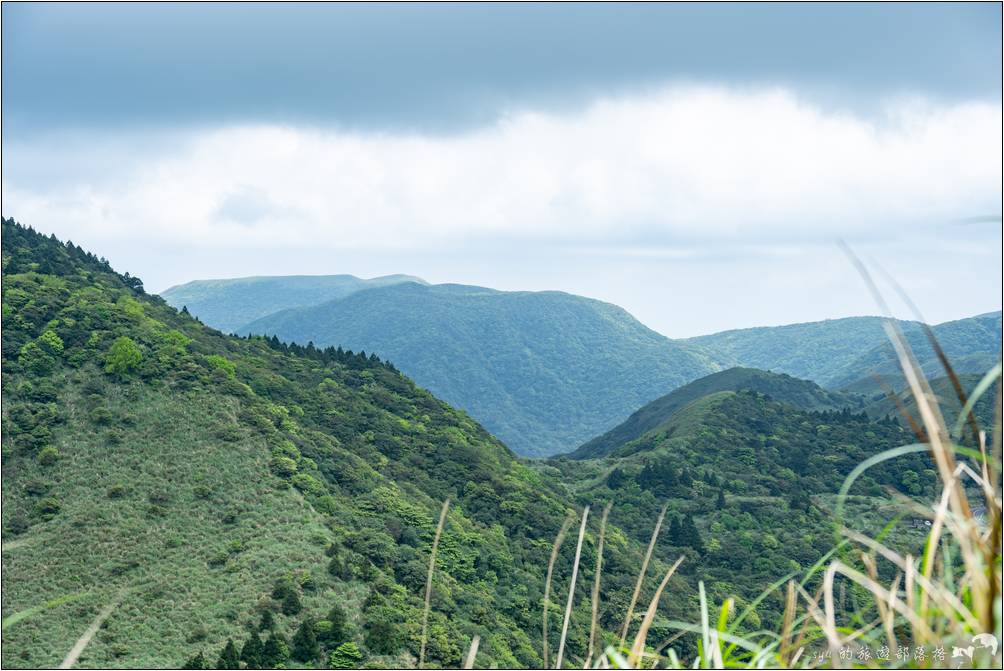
681,514,704,553
292,618,321,662
281,588,302,615
262,632,290,668
716,488,726,509
215,639,239,670
364,619,403,655
258,609,275,631
240,633,263,669
669,515,683,544
326,604,349,646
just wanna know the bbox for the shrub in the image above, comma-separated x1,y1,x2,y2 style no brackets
36,496,61,519
206,354,237,378
107,484,128,499
18,342,57,375
291,473,325,495
37,330,64,356
37,446,60,466
269,455,297,478
104,336,142,378
329,642,363,669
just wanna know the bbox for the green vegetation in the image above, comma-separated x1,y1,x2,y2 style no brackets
685,313,1001,390
575,315,1002,669
2,218,617,668
570,367,861,459
238,282,719,456
3,218,999,669
161,274,427,334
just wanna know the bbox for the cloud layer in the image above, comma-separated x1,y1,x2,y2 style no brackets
3,86,1000,336
4,87,1001,250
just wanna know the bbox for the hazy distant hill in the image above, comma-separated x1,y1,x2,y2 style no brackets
827,312,1002,390
160,274,426,333
570,367,861,459
861,373,998,432
685,312,1001,389
241,283,720,456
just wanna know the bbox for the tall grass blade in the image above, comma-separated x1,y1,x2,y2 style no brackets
628,556,683,666
544,513,576,669
587,502,612,667
463,634,480,669
619,502,668,646
419,498,450,669
557,506,590,669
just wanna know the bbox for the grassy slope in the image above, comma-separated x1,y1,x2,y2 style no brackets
160,274,426,334
2,380,343,668
2,220,617,668
240,282,719,457
570,367,861,459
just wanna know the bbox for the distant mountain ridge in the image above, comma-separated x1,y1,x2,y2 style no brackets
240,282,720,456
685,312,1002,389
569,367,861,459
164,269,999,457
160,274,426,333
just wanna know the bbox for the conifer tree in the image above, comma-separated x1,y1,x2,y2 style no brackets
682,514,704,553
292,618,321,662
282,588,302,615
669,515,683,544
327,604,349,646
329,641,363,668
215,639,240,669
240,633,264,669
262,632,290,667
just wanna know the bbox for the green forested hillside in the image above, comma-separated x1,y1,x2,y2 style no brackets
541,388,936,626
239,283,719,457
827,312,1002,390
685,312,1001,389
161,274,426,334
1,219,660,669
569,367,861,459
861,373,999,431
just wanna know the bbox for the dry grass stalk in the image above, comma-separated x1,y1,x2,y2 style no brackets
543,513,576,669
628,556,684,666
463,634,480,669
586,502,612,667
619,502,668,646
557,506,591,669
419,498,450,669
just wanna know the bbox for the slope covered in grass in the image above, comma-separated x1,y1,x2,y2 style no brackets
240,282,719,457
569,367,861,459
160,274,426,334
3,218,647,668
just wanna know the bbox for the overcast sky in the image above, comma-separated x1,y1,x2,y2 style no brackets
2,3,1001,337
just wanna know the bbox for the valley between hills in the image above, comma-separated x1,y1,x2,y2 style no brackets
3,217,1001,669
